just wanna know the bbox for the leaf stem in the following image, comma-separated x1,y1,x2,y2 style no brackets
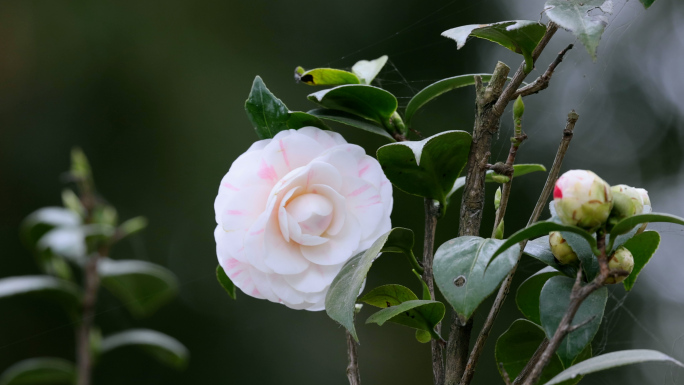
76,253,101,385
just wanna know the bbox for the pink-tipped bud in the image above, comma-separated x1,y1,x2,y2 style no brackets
553,170,613,230
605,246,634,284
549,231,578,265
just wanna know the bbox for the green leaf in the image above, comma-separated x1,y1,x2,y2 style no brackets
639,0,656,8
0,276,80,314
448,164,546,200
442,21,546,72
216,265,236,300
21,207,83,253
434,236,519,321
621,231,660,291
560,231,599,281
98,258,178,318
522,236,579,278
543,349,683,385
516,267,562,325
285,111,330,131
308,108,394,140
377,131,472,207
117,216,148,240
244,76,290,139
610,212,684,238
540,276,607,368
351,55,388,85
415,329,431,343
366,299,445,341
545,0,612,60
495,319,568,385
405,74,492,126
0,358,75,385
308,85,398,127
325,228,416,342
100,329,189,369
294,67,360,86
360,284,444,340
490,221,597,267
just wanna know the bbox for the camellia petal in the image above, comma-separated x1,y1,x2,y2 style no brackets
214,127,392,310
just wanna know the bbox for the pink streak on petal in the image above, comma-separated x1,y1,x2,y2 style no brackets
249,228,265,236
258,159,278,182
279,139,291,170
222,182,240,191
348,184,371,197
231,269,244,278
225,259,240,270
381,180,389,186
226,210,245,215
355,201,381,209
358,164,370,177
252,288,261,296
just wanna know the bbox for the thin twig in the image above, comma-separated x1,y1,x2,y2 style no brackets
500,363,513,385
493,22,559,116
423,198,444,385
76,254,100,385
511,44,574,100
512,339,548,385
522,232,610,385
459,111,579,385
346,329,361,385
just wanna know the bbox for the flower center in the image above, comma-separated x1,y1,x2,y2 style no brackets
285,193,334,237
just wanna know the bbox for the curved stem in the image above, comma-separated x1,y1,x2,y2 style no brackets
346,328,361,385
76,254,100,385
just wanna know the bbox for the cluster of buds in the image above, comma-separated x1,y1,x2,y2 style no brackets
549,170,650,284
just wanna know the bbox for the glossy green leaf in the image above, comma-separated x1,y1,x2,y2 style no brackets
285,111,330,131
308,84,398,127
540,276,607,368
377,131,471,207
0,276,80,314
351,55,388,85
523,236,579,278
639,0,656,8
98,258,178,318
361,285,444,340
621,231,660,291
442,21,546,72
244,76,289,139
543,349,683,385
434,236,519,321
448,164,546,200
307,108,394,140
490,221,597,267
405,74,492,126
545,0,612,60
100,329,189,369
560,231,599,281
495,319,570,385
610,212,684,238
294,67,360,86
325,228,416,342
366,299,445,341
516,266,562,325
0,358,75,385
216,265,236,300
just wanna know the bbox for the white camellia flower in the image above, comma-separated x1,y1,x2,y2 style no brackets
553,170,613,229
214,127,393,311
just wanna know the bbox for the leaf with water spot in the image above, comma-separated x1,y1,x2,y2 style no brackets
545,0,613,60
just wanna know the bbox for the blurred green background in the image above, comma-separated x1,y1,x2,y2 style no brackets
2,0,684,384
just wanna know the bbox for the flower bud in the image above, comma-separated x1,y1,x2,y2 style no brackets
494,187,502,211
549,231,578,265
609,185,644,229
513,95,525,121
605,246,634,284
553,170,613,229
635,188,651,234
